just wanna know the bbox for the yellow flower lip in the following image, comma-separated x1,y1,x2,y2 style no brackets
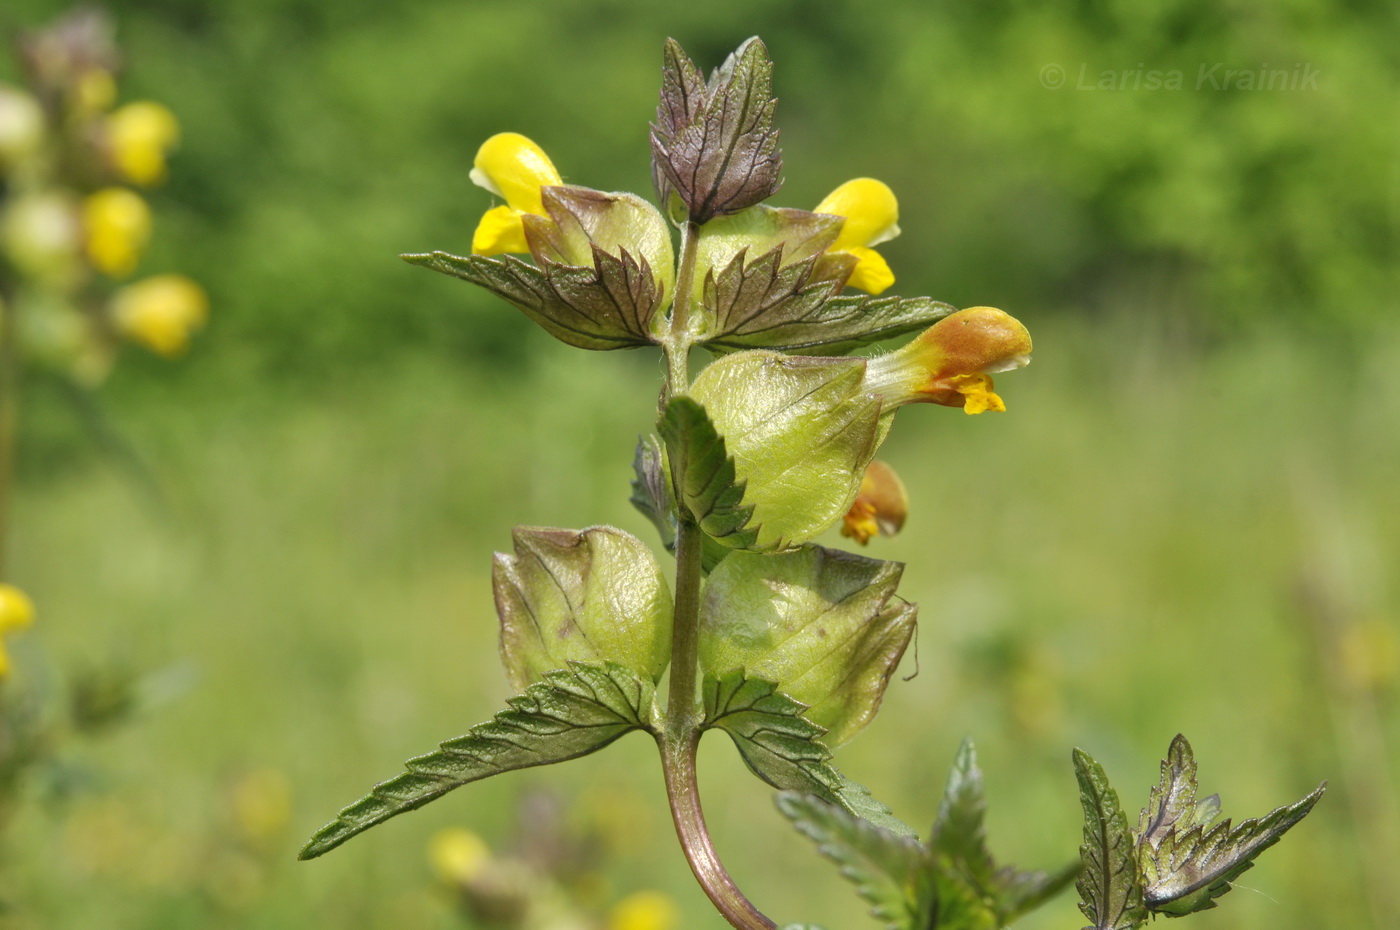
814,178,900,294
470,132,562,216
470,132,562,256
816,177,900,250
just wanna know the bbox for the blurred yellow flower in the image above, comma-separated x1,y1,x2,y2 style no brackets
608,890,681,930
428,827,491,885
83,187,151,277
229,768,293,842
110,274,209,356
1338,618,1399,692
0,583,36,678
106,101,181,186
815,177,900,294
470,132,562,256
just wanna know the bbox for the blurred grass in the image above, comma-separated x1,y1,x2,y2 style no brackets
3,313,1396,928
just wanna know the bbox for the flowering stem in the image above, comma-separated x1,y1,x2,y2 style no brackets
664,220,700,393
658,726,777,930
659,218,776,930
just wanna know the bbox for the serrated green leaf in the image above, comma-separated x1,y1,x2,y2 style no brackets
402,251,658,351
1073,749,1148,930
657,396,761,548
1136,734,1209,849
689,352,882,550
776,792,933,930
931,739,1079,926
701,670,916,837
707,293,959,355
299,663,655,860
1135,736,1325,916
994,860,1083,923
931,738,996,891
698,545,915,746
932,872,998,930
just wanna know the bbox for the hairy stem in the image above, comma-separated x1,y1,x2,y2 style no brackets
663,220,700,394
659,730,777,930
658,218,776,930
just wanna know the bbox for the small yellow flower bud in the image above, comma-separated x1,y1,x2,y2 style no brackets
83,187,151,277
0,583,36,680
865,307,1031,413
106,101,180,186
110,274,209,357
841,460,909,545
427,827,491,885
470,132,562,256
815,177,900,294
608,890,681,930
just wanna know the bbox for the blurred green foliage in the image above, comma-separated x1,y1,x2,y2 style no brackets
0,1,1395,929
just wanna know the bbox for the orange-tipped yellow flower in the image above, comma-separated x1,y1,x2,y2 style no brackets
106,101,180,186
470,132,562,255
0,583,35,679
83,187,151,277
866,307,1031,414
110,274,208,357
815,178,900,294
841,460,909,545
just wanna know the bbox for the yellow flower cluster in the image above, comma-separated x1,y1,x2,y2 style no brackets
468,132,902,295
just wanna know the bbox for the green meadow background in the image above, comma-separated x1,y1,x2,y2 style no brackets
2,0,1396,928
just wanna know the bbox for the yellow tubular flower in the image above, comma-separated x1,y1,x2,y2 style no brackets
83,187,151,277
866,307,1032,414
0,583,35,679
110,274,209,357
815,177,900,294
841,459,909,545
469,132,562,255
106,101,180,186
